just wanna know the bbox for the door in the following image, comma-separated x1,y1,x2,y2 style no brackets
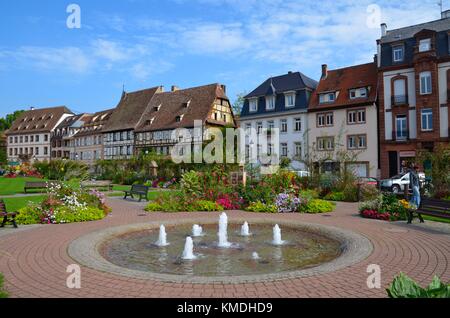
388,151,398,177
347,163,368,177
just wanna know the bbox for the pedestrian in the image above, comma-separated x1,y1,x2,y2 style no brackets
409,164,421,209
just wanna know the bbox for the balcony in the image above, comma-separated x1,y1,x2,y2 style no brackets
391,95,408,106
392,130,409,141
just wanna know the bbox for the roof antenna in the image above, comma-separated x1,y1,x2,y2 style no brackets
438,0,443,14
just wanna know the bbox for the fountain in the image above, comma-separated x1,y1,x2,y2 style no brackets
217,212,232,247
182,237,196,260
272,224,284,246
155,225,169,247
192,224,203,237
241,222,251,236
252,252,260,260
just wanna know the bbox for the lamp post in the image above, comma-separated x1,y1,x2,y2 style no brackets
249,140,255,181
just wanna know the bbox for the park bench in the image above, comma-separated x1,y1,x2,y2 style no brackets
123,185,149,202
407,198,450,224
0,200,18,228
81,180,113,191
24,181,49,193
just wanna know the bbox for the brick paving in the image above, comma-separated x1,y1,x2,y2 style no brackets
0,198,449,298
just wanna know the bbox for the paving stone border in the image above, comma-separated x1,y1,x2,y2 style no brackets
68,217,373,284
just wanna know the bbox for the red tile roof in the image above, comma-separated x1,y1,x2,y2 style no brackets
309,62,378,111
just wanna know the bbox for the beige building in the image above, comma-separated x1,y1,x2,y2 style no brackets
6,106,73,163
307,63,379,178
71,109,114,165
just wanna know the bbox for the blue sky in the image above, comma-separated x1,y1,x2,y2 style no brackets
0,0,446,117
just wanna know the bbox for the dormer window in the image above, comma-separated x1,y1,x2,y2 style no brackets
392,45,404,62
176,115,184,122
319,92,336,104
249,98,258,112
154,105,161,112
419,38,431,52
349,88,368,99
285,92,295,107
183,100,191,108
266,96,275,110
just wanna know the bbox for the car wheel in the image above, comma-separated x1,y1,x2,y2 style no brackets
391,185,400,194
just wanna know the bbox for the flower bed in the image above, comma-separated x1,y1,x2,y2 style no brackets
4,163,42,179
16,182,110,225
358,193,409,222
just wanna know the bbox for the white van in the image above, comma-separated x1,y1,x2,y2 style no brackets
380,172,426,194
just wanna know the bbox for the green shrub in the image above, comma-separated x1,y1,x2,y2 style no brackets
33,160,89,181
299,189,319,200
180,170,202,196
0,273,8,298
323,191,345,201
301,199,335,213
387,273,450,298
16,205,42,224
145,202,163,212
194,200,224,212
54,206,105,223
246,201,277,213
343,185,359,202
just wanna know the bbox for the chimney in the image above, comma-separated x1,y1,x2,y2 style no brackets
171,85,179,92
321,64,328,79
442,9,450,19
373,54,378,65
381,23,387,37
288,71,293,74
30,106,35,111
220,84,226,94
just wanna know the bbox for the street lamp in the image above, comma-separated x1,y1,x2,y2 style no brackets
249,140,255,181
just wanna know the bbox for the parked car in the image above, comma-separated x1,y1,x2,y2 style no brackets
291,170,310,178
357,177,379,187
380,172,426,194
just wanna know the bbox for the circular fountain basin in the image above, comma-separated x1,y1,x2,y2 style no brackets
68,218,373,283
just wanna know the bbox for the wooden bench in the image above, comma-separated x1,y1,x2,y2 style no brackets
81,180,113,191
123,185,149,202
407,198,450,224
0,200,18,228
24,181,48,193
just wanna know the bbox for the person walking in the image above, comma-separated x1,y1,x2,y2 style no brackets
409,164,421,209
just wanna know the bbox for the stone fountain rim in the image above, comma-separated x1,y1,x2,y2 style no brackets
68,217,373,284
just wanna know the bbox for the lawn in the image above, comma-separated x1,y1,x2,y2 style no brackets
422,215,450,224
0,177,46,195
3,195,46,212
107,189,171,201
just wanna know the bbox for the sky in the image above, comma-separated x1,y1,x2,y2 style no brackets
0,0,447,117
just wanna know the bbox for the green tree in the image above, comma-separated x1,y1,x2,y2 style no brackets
232,92,246,116
0,110,25,131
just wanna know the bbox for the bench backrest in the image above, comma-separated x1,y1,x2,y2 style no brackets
25,182,48,188
420,198,450,214
81,180,112,186
130,185,149,193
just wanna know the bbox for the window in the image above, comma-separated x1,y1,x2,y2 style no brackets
245,123,252,134
44,135,48,142
420,72,432,95
14,148,18,155
9,148,12,156
9,137,12,144
421,108,433,131
266,96,275,110
419,38,431,52
249,99,258,112
14,137,18,143
280,119,287,133
44,147,48,155
348,109,366,124
127,146,132,155
294,118,301,131
349,88,368,99
319,92,336,104
20,136,23,143
325,113,334,126
285,93,295,107
396,115,408,140
317,137,334,151
267,121,275,130
35,135,39,142
30,135,33,142
267,144,274,156
257,122,263,134
294,142,302,158
317,114,326,127
35,147,39,155
348,135,367,149
393,45,404,62
393,78,407,105
281,143,288,157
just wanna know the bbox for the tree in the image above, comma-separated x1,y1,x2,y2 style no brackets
0,110,25,131
232,92,247,116
417,144,450,198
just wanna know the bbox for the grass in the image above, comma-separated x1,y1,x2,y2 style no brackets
0,273,8,298
107,189,169,201
422,215,450,224
3,195,46,212
0,176,46,195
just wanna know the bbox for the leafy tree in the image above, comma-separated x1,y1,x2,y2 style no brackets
232,92,246,116
0,110,25,132
417,144,450,198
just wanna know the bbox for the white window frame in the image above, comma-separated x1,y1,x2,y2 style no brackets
280,119,287,133
419,38,431,52
294,118,301,132
393,45,404,62
266,96,276,110
420,72,432,95
249,98,258,112
281,143,288,157
285,92,295,108
421,108,433,131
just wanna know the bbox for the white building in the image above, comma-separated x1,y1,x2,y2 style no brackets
6,106,74,163
239,72,318,171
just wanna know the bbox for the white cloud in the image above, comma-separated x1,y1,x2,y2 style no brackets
91,39,129,62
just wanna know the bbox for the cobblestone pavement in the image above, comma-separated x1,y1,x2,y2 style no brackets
0,198,448,298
